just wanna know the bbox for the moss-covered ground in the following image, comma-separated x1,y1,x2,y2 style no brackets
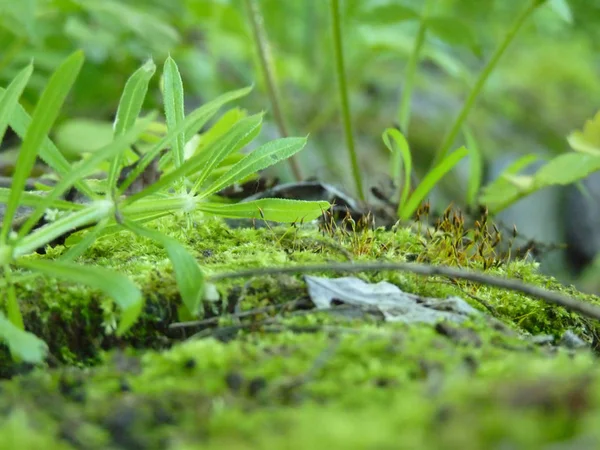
2,214,600,449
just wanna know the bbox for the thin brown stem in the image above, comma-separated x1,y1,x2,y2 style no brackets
210,261,600,322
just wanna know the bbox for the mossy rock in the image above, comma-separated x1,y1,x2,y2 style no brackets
2,216,600,449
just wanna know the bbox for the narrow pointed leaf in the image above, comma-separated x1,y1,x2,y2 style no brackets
108,58,156,190
16,200,114,257
123,220,205,316
18,259,143,336
118,86,253,195
18,114,156,238
163,56,186,168
0,189,84,210
0,64,33,153
463,127,483,208
401,146,468,220
200,137,307,199
191,113,263,193
0,311,48,364
1,91,95,199
382,128,412,212
1,50,84,242
199,198,330,223
126,114,263,203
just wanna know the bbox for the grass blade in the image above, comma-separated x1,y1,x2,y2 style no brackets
199,198,330,223
401,146,468,220
199,137,307,200
18,258,143,336
163,56,186,169
108,58,156,192
0,50,84,243
123,220,205,316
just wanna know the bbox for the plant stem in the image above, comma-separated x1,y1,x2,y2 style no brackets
209,261,600,321
431,0,542,168
330,0,365,202
397,0,434,134
244,0,303,181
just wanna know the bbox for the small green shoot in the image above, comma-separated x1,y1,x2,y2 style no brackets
382,128,468,221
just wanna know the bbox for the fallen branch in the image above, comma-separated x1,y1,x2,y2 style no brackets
209,262,600,321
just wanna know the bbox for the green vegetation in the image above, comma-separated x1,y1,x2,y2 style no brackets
0,0,600,447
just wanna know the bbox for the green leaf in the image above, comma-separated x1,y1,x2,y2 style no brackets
463,127,483,208
123,220,205,316
163,56,186,169
0,311,48,364
548,0,573,23
16,200,114,257
60,219,110,262
567,110,600,155
108,58,156,190
478,154,540,213
18,259,143,336
426,16,481,57
382,128,411,212
360,4,419,25
6,281,24,330
199,199,330,223
0,90,95,199
200,137,307,200
479,178,523,213
533,153,600,187
17,114,157,239
194,107,248,153
0,189,84,211
118,86,253,195
400,146,468,220
1,51,84,244
191,113,263,193
0,64,33,156
54,119,115,155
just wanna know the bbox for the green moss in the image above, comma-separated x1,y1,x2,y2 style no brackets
0,317,599,449
2,214,600,447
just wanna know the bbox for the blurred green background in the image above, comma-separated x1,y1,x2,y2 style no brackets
1,0,599,287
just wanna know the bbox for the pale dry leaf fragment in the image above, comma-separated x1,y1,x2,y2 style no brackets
304,275,480,324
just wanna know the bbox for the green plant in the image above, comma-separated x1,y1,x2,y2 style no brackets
382,128,467,221
244,0,303,181
480,110,600,213
0,52,329,364
361,0,582,221
330,0,365,201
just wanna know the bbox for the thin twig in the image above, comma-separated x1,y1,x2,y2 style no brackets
209,261,600,321
169,298,303,329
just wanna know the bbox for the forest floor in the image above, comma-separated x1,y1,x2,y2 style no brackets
2,215,600,449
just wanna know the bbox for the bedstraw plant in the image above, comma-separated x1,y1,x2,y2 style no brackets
0,51,329,363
